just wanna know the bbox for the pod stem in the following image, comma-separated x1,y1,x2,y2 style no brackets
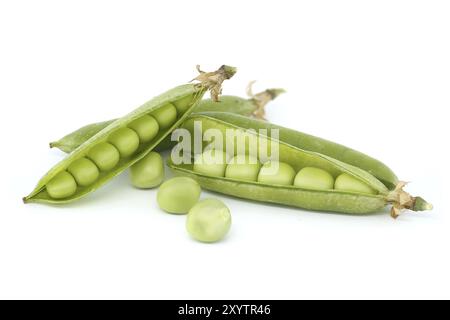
192,65,237,102
246,81,286,120
386,181,433,219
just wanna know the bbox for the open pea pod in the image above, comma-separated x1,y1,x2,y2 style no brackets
168,112,432,217
203,112,399,190
49,87,285,154
23,65,236,204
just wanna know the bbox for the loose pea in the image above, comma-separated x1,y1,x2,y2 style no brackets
152,103,177,129
186,199,231,243
67,158,99,187
225,154,260,181
334,173,377,195
130,152,164,189
157,177,201,214
258,161,296,186
128,115,159,143
108,127,140,158
193,149,229,177
46,171,77,199
294,167,334,190
87,142,120,171
172,95,193,114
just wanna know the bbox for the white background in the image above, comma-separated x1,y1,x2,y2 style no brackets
0,0,448,299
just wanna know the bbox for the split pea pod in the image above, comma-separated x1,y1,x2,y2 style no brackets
197,113,399,190
23,65,236,204
167,112,432,217
49,87,285,154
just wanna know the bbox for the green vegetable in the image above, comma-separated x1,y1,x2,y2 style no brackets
46,171,77,199
152,103,177,129
130,152,164,189
67,158,100,187
258,161,296,186
87,142,120,171
157,177,201,214
193,149,229,177
293,167,334,190
49,87,283,154
108,127,140,157
334,173,377,195
128,115,159,143
23,65,236,204
225,154,261,182
186,199,231,243
168,112,432,217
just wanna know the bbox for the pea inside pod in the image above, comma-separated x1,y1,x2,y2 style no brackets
67,158,100,187
24,65,237,204
128,115,159,143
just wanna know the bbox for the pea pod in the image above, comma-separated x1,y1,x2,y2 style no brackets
167,112,432,217
49,87,285,154
198,112,399,190
23,65,236,204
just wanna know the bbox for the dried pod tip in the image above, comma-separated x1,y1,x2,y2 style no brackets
265,88,286,99
192,65,237,102
246,81,286,120
387,182,432,218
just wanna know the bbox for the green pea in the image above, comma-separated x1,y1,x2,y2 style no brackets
87,142,120,171
186,199,231,243
152,103,177,129
335,173,377,194
157,177,201,214
193,149,229,177
108,127,140,157
225,154,260,181
294,167,334,190
67,158,99,187
130,152,164,189
258,161,296,185
46,171,77,199
172,95,193,114
128,115,159,143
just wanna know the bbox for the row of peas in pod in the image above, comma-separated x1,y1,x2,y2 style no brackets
24,66,237,204
192,149,377,195
46,97,192,199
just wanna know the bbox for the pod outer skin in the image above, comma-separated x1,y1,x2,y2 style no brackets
49,96,259,154
194,112,399,190
24,84,206,204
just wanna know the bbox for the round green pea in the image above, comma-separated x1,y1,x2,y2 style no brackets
258,161,296,185
294,167,334,190
67,157,99,187
108,127,140,157
87,142,120,171
225,154,260,181
130,152,164,189
172,95,193,114
128,115,159,143
334,173,377,194
186,199,231,243
193,149,229,177
152,103,177,129
157,177,201,214
46,171,77,199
